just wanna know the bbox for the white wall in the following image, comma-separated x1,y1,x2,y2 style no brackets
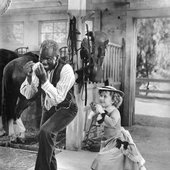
0,12,68,51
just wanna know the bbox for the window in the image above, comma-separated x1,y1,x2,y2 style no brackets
0,22,24,44
39,20,68,47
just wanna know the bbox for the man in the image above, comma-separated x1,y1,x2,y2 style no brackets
20,40,78,170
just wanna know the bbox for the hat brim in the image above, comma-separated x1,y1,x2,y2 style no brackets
98,86,124,97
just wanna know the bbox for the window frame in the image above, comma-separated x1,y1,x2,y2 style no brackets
0,21,24,45
39,20,68,47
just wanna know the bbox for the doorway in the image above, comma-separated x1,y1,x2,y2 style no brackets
123,8,170,126
124,9,170,170
135,17,170,128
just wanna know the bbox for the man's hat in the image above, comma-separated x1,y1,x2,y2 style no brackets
98,86,124,97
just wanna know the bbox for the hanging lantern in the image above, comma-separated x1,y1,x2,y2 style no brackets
0,0,12,15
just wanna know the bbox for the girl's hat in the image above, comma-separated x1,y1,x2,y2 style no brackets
98,86,124,97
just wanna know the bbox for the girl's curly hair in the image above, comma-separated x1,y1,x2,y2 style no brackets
99,90,123,108
110,92,123,108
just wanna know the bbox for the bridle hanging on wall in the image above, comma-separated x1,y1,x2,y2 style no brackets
67,16,80,69
67,15,109,106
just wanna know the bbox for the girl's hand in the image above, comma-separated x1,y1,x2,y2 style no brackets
90,102,97,112
88,111,97,119
95,104,105,114
90,102,105,114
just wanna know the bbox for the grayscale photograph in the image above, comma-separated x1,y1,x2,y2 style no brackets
0,0,170,170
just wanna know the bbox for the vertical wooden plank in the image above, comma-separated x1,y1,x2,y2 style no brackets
115,47,118,82
121,38,125,86
66,0,87,149
132,19,137,124
0,117,3,132
110,45,112,80
103,43,122,84
108,44,111,79
112,46,114,80
111,46,113,81
118,48,120,81
113,47,116,82
106,44,110,79
66,85,84,150
117,48,120,82
114,46,117,81
122,15,137,126
111,46,115,81
108,45,111,79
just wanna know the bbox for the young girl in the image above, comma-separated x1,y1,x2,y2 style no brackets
89,85,146,170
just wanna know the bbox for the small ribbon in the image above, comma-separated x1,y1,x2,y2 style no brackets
116,138,129,150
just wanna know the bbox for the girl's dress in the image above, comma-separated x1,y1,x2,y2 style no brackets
91,107,146,170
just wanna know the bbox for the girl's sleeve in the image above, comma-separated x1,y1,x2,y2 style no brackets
103,109,120,127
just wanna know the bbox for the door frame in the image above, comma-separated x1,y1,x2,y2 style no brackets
122,8,170,126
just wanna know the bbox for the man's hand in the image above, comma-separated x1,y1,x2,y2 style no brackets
23,61,34,77
23,61,34,84
35,63,47,84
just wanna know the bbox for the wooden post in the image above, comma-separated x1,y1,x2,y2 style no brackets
66,83,104,150
66,85,85,150
0,116,4,135
66,0,87,150
122,8,170,126
122,15,137,126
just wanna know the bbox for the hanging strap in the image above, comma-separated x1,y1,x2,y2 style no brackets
67,16,78,67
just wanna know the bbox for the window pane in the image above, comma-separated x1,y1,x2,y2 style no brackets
39,20,68,45
13,23,24,43
14,24,23,33
54,33,67,43
1,22,24,44
41,33,53,42
41,33,46,42
41,23,53,33
54,22,67,32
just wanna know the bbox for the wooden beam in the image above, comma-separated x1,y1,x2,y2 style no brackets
136,95,170,100
136,78,170,83
65,11,87,151
10,0,64,9
127,8,170,18
122,16,137,126
137,89,170,94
